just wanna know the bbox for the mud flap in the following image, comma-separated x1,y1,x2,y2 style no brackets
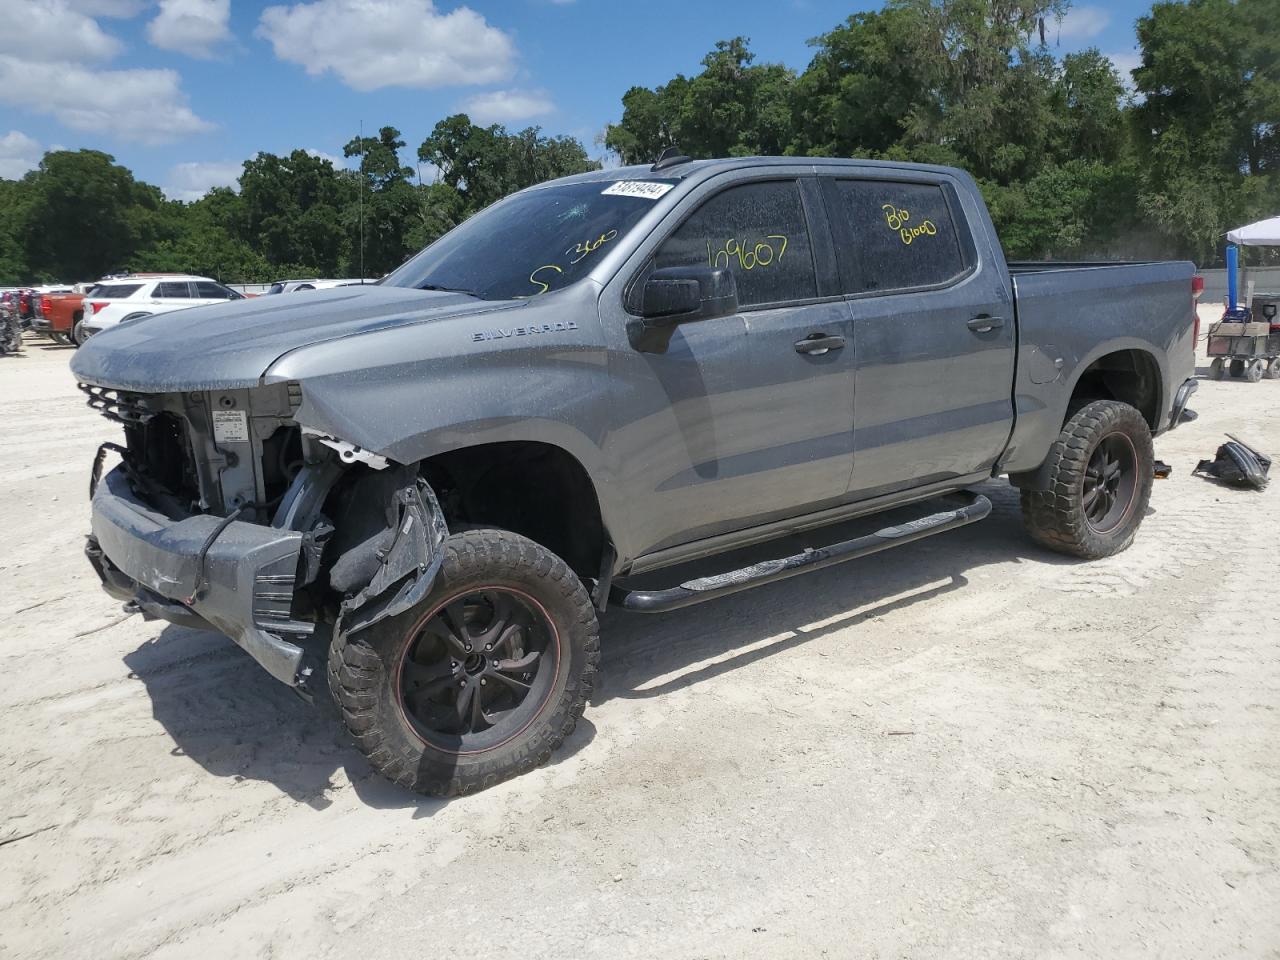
334,475,449,638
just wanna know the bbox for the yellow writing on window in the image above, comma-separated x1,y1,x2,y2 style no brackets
523,264,563,296
881,203,937,245
566,229,618,265
706,234,789,271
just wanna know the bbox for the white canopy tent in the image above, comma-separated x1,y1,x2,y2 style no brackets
1226,216,1280,246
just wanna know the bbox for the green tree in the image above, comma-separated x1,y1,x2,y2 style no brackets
791,8,924,157
238,150,353,275
1131,0,1279,260
344,126,420,275
19,150,166,280
420,115,597,216
604,39,795,161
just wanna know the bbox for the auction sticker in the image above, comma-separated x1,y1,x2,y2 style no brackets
212,409,250,443
602,181,675,200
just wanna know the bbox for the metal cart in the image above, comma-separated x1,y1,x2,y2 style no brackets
1210,218,1280,382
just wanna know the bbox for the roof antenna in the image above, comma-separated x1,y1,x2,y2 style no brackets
358,120,365,282
651,146,691,172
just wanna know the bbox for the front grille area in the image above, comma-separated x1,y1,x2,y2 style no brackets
79,383,153,426
81,383,203,512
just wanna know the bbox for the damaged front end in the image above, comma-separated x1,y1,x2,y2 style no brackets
79,381,448,693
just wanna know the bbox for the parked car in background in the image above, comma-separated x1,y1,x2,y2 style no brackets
264,279,378,294
78,275,245,342
31,288,88,345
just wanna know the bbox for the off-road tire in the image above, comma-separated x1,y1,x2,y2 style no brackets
1020,399,1154,559
328,529,600,797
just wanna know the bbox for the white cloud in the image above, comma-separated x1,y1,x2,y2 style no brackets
0,130,42,180
256,0,516,91
162,159,241,201
0,56,214,144
1055,6,1110,41
65,0,148,15
461,88,554,125
1106,51,1142,92
147,0,231,57
304,147,346,167
0,0,123,61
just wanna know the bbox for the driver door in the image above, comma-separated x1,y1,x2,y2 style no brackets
603,176,856,559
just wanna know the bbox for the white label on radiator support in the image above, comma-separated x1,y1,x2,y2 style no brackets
212,409,249,443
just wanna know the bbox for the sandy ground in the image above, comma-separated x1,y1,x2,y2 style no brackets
1,313,1277,960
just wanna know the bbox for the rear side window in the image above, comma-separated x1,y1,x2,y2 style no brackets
87,283,142,298
156,281,193,298
833,180,967,293
651,180,817,308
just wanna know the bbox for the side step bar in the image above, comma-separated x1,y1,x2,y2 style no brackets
611,491,991,614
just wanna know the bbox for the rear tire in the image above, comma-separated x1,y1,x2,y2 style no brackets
1267,359,1280,380
1020,400,1154,559
72,320,87,346
1210,357,1226,380
1245,359,1265,383
1229,358,1246,378
328,529,600,797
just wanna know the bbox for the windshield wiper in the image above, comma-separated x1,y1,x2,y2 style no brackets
418,283,482,297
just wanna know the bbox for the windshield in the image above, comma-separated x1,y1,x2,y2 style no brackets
383,179,678,301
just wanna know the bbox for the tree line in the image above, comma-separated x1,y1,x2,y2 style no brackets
0,120,599,285
1,0,1276,286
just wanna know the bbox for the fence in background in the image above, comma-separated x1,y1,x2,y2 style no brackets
1198,266,1280,306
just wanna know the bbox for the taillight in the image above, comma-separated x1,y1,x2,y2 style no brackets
40,295,52,316
89,301,107,315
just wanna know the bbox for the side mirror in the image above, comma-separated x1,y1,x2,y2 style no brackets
631,265,738,352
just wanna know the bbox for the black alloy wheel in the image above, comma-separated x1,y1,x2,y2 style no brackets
398,586,558,752
1082,433,1139,534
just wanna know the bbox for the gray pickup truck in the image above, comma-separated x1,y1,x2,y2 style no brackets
71,156,1199,796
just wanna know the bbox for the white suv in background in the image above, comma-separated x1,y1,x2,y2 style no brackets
264,278,378,294
78,274,245,342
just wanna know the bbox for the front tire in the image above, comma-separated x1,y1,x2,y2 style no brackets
328,529,600,797
1020,400,1154,559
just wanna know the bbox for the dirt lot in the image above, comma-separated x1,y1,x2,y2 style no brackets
2,318,1277,959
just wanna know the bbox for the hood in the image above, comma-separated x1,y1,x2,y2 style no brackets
70,285,525,392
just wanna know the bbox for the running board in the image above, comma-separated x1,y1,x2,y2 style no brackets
611,491,992,613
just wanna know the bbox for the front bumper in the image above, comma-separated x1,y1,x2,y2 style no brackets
86,465,312,685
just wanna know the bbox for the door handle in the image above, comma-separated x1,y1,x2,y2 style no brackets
967,315,1004,333
795,333,846,356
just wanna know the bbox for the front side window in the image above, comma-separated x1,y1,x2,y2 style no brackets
383,179,679,301
648,180,818,308
194,281,235,299
833,180,967,293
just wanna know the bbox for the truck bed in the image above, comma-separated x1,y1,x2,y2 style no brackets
1000,258,1198,474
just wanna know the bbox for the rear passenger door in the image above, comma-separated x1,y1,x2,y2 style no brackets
821,175,1015,499
151,280,200,310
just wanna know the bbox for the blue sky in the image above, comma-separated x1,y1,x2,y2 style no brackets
0,0,1154,199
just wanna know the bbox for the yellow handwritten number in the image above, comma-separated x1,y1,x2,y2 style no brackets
566,229,618,265
706,234,789,271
